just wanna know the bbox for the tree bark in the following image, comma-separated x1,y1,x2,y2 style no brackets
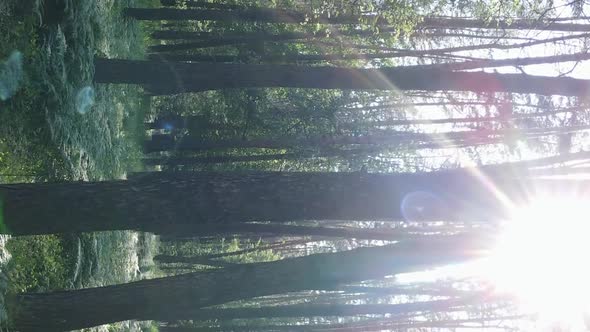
341,106,586,128
151,223,421,240
93,59,590,96
8,236,486,331
0,169,546,236
170,297,481,321
125,8,590,32
406,51,590,72
143,153,301,166
149,51,468,64
148,32,590,64
420,17,590,32
149,31,325,52
143,125,590,152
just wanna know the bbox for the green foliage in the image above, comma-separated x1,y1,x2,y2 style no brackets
0,2,67,182
5,235,75,293
0,0,153,182
2,0,155,297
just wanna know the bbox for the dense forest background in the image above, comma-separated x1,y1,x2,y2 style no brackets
1,0,590,331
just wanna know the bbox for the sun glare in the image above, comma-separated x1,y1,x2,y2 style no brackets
486,196,590,330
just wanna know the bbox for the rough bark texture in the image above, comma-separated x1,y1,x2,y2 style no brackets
93,59,590,96
0,170,521,236
143,125,589,152
149,31,323,52
9,236,487,331
2,170,581,236
125,8,590,32
169,298,480,321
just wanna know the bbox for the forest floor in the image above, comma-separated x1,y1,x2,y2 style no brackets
0,0,160,330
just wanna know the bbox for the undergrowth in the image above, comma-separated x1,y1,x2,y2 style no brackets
1,0,159,325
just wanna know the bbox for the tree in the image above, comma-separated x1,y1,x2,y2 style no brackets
164,298,484,321
94,59,590,96
153,223,426,241
149,31,328,52
143,153,301,166
8,236,487,331
1,170,583,236
124,8,590,32
144,125,590,152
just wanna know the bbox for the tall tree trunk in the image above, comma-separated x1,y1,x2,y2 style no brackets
406,51,590,71
93,59,590,96
149,51,471,64
159,314,523,332
149,32,590,64
169,297,482,321
149,31,325,52
143,153,301,166
124,8,590,32
419,17,590,32
149,34,307,52
341,106,585,128
143,125,590,152
8,236,486,331
1,169,543,236
320,32,590,56
149,222,421,240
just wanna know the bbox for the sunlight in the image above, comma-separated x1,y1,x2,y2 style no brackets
485,196,590,330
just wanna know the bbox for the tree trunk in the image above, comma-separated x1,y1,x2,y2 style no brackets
420,17,590,32
171,298,481,321
0,169,541,236
93,59,590,96
149,51,464,64
143,153,300,166
406,51,590,72
341,106,585,128
8,236,486,331
125,8,590,32
143,125,590,152
151,223,421,240
149,31,325,52
148,32,590,64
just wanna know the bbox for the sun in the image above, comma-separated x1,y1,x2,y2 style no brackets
484,196,590,330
